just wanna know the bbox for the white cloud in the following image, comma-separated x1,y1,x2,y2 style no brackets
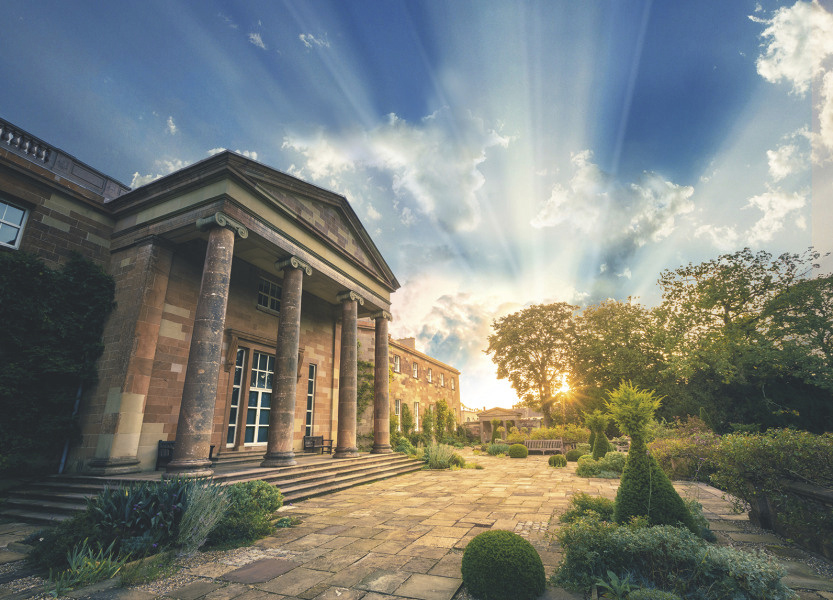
299,33,330,49
207,147,226,156
207,147,258,160
745,187,807,244
130,158,190,188
166,116,177,135
366,203,381,221
531,150,694,247
753,0,833,95
694,224,740,250
766,142,807,180
218,13,238,29
248,33,266,50
817,70,833,156
282,108,510,232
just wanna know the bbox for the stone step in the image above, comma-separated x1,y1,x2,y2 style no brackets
0,454,420,525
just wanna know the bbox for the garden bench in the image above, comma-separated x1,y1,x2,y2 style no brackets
155,440,215,470
523,438,564,455
303,435,333,454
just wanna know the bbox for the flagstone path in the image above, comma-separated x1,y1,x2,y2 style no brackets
1,450,831,600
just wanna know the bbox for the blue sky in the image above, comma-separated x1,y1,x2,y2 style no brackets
2,0,831,410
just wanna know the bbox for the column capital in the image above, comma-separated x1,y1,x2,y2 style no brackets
371,310,392,321
276,256,312,276
337,290,365,306
196,212,248,238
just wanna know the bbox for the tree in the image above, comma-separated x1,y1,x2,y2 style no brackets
445,410,456,437
423,406,435,440
486,302,577,425
400,403,414,435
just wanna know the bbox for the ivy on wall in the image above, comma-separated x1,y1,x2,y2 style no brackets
0,252,115,476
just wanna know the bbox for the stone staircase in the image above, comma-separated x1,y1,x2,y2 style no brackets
0,453,422,525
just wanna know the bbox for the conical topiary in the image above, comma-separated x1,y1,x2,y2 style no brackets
605,382,695,531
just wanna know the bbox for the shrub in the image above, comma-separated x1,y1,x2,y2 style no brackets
530,424,590,443
48,539,127,597
506,432,527,444
205,481,283,547
461,530,545,600
648,416,719,482
488,443,510,456
559,492,615,523
176,479,229,556
549,454,567,467
576,443,592,454
423,442,456,469
565,449,584,461
552,515,793,598
27,512,100,572
576,455,602,477
508,444,528,458
593,432,613,460
628,590,682,600
449,452,466,469
480,444,489,452
396,437,416,454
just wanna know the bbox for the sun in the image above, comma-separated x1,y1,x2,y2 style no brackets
556,373,571,394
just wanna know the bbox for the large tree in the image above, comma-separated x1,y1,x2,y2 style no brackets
486,302,577,425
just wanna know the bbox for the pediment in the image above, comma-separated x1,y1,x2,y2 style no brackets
477,407,523,419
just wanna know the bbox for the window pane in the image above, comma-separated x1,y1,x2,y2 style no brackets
4,204,24,226
0,224,17,245
246,410,256,424
248,391,258,407
257,428,269,443
259,410,270,424
261,392,271,408
229,407,237,422
227,428,235,445
245,427,254,443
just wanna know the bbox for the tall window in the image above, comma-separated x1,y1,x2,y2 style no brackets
440,373,445,387
226,348,246,447
305,364,316,437
393,354,401,373
395,399,401,416
412,362,419,378
427,368,433,383
245,351,274,445
451,378,455,390
0,199,27,249
257,278,281,313
414,402,419,431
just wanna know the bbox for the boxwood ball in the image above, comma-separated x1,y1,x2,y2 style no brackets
461,530,545,600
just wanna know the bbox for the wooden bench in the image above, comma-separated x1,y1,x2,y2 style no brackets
155,440,215,470
523,439,564,455
303,435,333,454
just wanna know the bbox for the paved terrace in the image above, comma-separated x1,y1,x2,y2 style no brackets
1,449,831,600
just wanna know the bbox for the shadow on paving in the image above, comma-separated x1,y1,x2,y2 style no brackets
1,450,831,600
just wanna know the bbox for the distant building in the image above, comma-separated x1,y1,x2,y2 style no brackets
357,321,461,434
0,116,399,476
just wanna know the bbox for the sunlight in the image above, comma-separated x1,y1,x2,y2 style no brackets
556,372,571,395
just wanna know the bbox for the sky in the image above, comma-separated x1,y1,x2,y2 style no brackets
2,0,831,411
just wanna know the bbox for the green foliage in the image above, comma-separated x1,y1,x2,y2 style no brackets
576,442,592,454
710,429,833,537
48,538,127,597
490,419,501,443
552,515,793,598
435,400,451,439
605,382,662,438
565,449,585,462
356,359,374,422
595,569,633,599
614,436,695,531
627,589,683,600
445,409,456,438
559,492,615,523
488,443,510,456
118,551,179,587
422,442,456,469
28,512,100,572
400,403,414,435
396,437,416,454
508,443,528,458
0,252,115,476
549,454,567,467
449,452,466,469
576,452,627,479
593,432,613,460
205,481,283,547
485,302,577,425
530,424,590,443
175,479,230,556
461,530,545,600
648,416,719,482
389,412,401,447
87,479,188,555
422,405,435,440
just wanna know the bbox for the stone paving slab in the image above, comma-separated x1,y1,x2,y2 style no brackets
221,558,301,583
393,574,462,600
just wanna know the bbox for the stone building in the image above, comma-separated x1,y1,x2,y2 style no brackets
0,117,399,476
356,322,461,435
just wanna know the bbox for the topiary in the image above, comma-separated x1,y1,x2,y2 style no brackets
565,449,584,462
508,444,528,458
549,454,567,467
461,530,545,600
592,431,613,460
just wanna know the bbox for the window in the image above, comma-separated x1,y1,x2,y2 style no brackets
245,351,274,445
395,399,401,416
451,378,455,390
414,402,419,431
0,199,27,249
412,362,419,378
257,278,281,313
393,354,401,373
440,373,445,387
305,364,316,437
226,348,246,447
427,368,433,383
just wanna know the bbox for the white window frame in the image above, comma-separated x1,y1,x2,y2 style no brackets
0,198,28,250
244,351,274,446
226,348,246,447
256,278,281,314
451,378,455,390
414,402,419,431
440,373,445,387
395,399,401,416
427,368,433,383
412,362,419,378
305,363,317,437
393,354,401,373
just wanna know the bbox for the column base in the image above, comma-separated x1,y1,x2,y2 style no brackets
261,451,297,467
333,447,359,459
163,458,214,479
86,457,141,476
370,444,392,454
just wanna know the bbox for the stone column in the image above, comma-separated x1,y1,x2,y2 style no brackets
371,311,392,454
165,212,247,478
334,291,363,458
262,257,312,467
